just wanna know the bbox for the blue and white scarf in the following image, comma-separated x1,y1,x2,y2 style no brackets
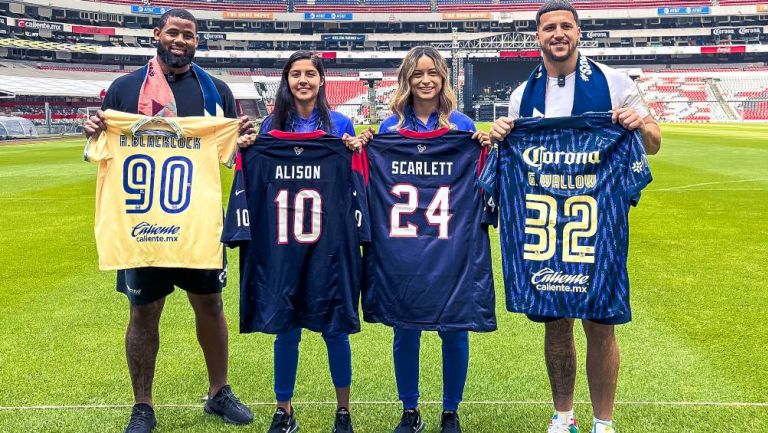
519,54,612,117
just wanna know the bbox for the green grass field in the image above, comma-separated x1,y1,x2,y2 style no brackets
0,123,766,432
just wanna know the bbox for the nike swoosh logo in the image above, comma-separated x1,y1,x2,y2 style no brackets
235,190,245,196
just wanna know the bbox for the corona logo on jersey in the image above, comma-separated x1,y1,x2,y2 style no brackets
522,146,601,169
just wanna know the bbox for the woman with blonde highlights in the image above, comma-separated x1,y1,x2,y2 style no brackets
379,46,489,433
380,46,489,146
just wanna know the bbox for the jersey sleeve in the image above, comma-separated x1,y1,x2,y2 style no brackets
83,127,112,163
477,144,500,227
222,152,252,246
507,83,525,121
624,131,653,206
216,120,239,167
351,148,371,243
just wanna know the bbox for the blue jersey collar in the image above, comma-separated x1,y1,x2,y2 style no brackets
404,105,440,132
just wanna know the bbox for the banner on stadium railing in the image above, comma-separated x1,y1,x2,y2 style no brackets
16,19,63,32
582,31,610,39
130,5,170,15
304,12,353,21
700,45,746,54
758,5,768,12
440,12,491,20
321,34,365,43
222,12,273,20
72,25,115,36
711,27,762,36
13,27,40,37
657,6,710,16
202,33,226,41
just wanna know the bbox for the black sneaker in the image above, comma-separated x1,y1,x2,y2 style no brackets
440,411,462,433
393,408,425,433
268,407,299,433
204,384,254,425
333,407,354,433
124,403,156,433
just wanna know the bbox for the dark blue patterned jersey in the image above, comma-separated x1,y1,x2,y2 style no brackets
478,113,652,322
222,130,369,335
362,128,496,332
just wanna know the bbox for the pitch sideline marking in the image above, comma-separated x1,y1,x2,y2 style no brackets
648,178,768,192
1,400,767,411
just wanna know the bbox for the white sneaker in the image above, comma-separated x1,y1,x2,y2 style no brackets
590,422,615,433
547,414,579,433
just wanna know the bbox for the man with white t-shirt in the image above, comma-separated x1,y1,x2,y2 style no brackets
490,2,661,433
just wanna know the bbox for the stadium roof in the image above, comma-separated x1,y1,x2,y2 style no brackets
0,75,109,97
0,74,261,99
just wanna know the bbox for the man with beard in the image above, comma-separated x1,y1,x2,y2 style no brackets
83,8,253,433
489,2,661,433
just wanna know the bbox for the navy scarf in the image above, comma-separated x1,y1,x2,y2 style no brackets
519,54,611,117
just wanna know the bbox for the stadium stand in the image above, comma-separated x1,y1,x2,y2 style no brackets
84,0,287,12
717,75,768,121
438,0,711,11
636,71,768,122
1,0,767,128
294,0,432,13
250,75,399,123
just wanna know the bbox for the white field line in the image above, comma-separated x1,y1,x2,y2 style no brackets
1,400,767,411
648,178,768,192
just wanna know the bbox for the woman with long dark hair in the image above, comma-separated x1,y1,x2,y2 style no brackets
378,45,490,433
238,51,368,433
241,51,371,145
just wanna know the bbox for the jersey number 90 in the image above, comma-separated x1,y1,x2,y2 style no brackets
123,155,193,214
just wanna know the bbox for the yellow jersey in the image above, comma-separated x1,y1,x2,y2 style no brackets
85,109,238,270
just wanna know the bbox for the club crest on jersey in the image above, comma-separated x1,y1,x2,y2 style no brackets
417,144,427,153
522,146,601,169
134,129,178,138
294,146,304,155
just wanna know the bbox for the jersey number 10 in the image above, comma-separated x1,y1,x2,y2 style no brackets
275,189,322,244
123,155,193,214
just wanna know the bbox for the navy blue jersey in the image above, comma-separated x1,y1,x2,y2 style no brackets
478,113,652,322
223,130,369,335
362,129,496,332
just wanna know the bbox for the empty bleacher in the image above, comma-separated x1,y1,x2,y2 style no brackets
717,76,768,121
637,71,768,122
294,0,432,13
251,75,399,123
438,0,711,12
84,0,288,12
